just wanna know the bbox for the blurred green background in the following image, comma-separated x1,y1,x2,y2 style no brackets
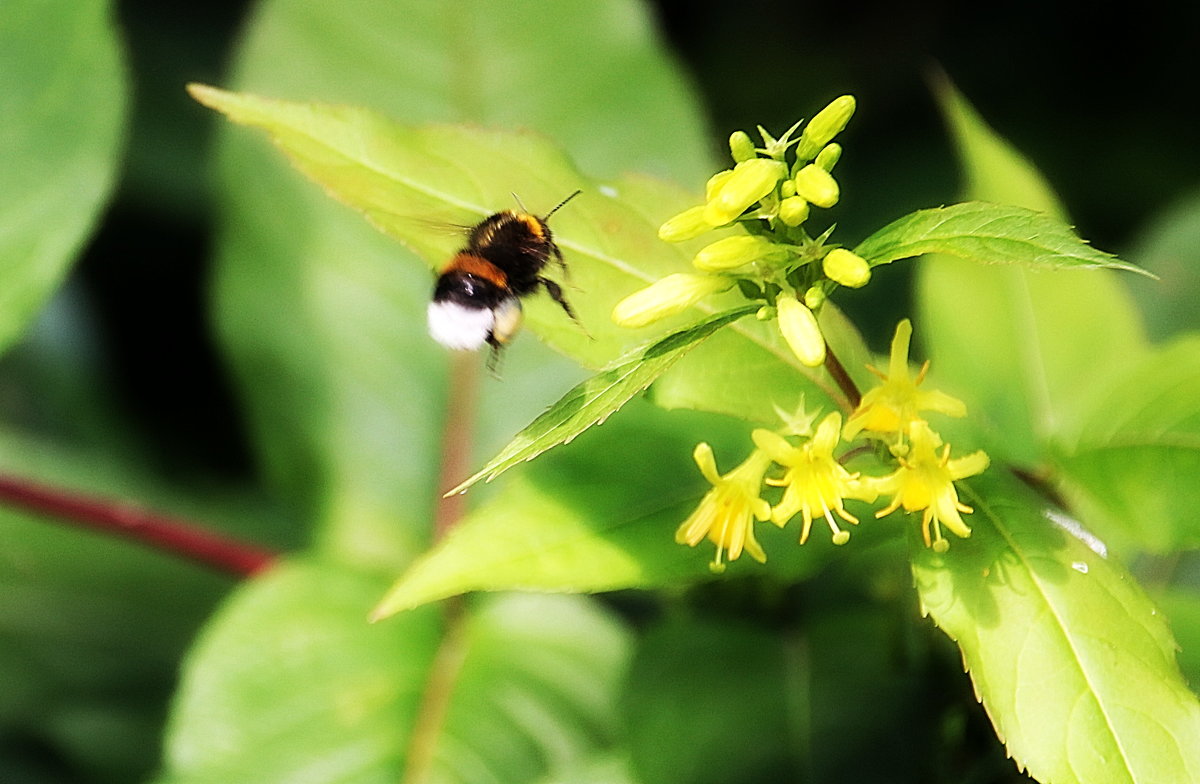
3,1,1199,782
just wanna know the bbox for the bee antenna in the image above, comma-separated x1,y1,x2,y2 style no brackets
542,189,582,221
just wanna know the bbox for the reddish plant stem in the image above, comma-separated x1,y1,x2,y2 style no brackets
0,474,276,577
823,341,862,411
433,351,480,540
402,351,481,783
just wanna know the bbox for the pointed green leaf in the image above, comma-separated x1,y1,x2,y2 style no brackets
206,0,715,567
916,83,1148,465
196,83,859,439
0,0,127,354
1053,335,1200,552
855,201,1145,274
449,306,756,495
192,82,684,368
373,402,889,617
160,560,629,784
912,472,1200,784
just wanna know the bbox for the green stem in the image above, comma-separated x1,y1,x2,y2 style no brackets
400,597,467,784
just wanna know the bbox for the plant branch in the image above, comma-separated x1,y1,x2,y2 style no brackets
823,341,861,411
434,351,480,540
402,351,482,782
0,474,276,577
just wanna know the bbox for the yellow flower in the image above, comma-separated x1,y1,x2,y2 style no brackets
676,443,773,572
752,413,877,545
868,421,989,551
843,319,967,440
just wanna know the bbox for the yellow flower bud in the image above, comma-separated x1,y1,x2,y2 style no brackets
658,206,712,242
815,143,842,172
611,273,728,328
705,170,734,201
778,196,810,227
693,235,783,271
776,294,825,367
780,179,796,197
803,285,826,309
793,164,840,208
703,158,787,226
796,95,856,160
729,130,757,163
822,248,871,288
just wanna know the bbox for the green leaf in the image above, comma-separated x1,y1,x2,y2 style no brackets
0,0,127,354
373,401,888,617
195,84,760,367
1125,188,1200,340
207,0,715,567
160,560,629,784
449,306,757,495
912,472,1200,784
915,82,1149,465
1156,590,1200,689
1053,336,1200,552
855,201,1145,274
197,80,863,463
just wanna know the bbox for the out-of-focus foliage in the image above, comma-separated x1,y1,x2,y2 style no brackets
2,0,1199,783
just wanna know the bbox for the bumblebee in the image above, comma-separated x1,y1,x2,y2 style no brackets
427,191,583,364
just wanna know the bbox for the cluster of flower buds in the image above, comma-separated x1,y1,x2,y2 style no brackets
611,96,873,370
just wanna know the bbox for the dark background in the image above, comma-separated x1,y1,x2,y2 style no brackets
67,0,1200,479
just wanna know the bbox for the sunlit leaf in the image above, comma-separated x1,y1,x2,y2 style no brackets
1053,336,1200,552
912,472,1200,784
0,0,126,354
196,84,864,460
855,201,1145,274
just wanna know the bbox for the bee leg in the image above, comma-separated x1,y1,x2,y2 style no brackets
552,243,569,273
549,244,576,287
539,277,592,339
484,339,505,377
